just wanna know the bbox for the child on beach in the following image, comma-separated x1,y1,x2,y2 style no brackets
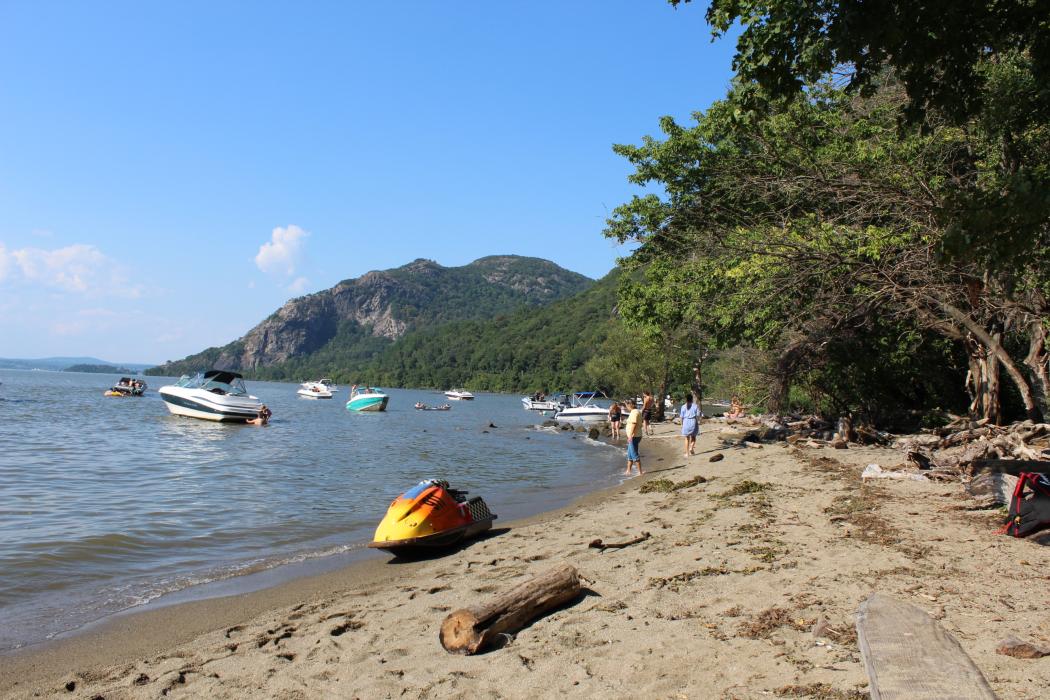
726,396,744,420
680,393,700,457
623,400,643,476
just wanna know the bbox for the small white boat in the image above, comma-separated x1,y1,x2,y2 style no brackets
554,391,610,426
298,381,333,399
159,370,263,422
318,378,339,393
346,385,389,412
521,394,566,411
444,388,474,401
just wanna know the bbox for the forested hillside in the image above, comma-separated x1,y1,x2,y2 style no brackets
147,256,593,380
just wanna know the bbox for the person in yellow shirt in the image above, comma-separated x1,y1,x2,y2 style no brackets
622,400,643,476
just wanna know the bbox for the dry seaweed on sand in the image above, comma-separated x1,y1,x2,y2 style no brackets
718,479,773,498
737,606,811,638
774,683,867,700
639,475,708,493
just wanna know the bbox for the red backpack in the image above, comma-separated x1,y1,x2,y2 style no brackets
1000,472,1050,537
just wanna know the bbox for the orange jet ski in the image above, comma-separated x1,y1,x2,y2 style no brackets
369,479,496,554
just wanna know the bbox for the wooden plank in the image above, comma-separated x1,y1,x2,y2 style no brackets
855,593,997,700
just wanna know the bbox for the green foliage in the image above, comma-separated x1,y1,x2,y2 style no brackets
605,69,1047,424
362,271,623,392
583,323,693,400
672,0,1050,124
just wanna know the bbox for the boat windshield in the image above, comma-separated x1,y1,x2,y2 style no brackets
174,372,249,396
571,391,603,407
203,376,248,396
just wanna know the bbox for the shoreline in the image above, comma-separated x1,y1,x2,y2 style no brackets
2,421,1047,698
0,427,643,694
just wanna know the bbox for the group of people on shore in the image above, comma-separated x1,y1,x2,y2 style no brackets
607,391,702,475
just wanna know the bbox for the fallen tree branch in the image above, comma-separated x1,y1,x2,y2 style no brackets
588,532,651,551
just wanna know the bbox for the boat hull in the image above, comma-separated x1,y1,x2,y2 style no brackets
522,397,563,411
298,389,333,399
554,409,610,425
346,395,389,412
159,386,262,423
367,518,494,554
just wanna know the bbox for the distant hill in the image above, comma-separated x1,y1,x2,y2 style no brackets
63,364,138,374
222,269,621,392
0,357,153,372
147,255,595,379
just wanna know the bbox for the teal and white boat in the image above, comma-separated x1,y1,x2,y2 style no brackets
346,385,389,412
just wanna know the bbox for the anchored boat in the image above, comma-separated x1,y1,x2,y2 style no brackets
346,385,389,412
297,381,333,399
159,370,262,422
104,377,147,397
444,388,474,401
554,391,610,426
369,479,496,554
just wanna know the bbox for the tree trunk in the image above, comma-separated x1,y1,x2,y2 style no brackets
656,354,670,422
439,563,580,655
965,331,1002,424
692,348,708,410
1025,320,1050,419
937,300,1043,422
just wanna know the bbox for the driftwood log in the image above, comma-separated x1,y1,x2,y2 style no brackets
439,563,580,655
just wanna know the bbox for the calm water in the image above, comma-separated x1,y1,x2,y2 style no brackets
0,370,624,651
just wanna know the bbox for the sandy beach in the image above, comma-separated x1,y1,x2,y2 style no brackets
2,420,1048,699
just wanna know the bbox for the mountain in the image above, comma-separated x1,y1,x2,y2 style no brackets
362,269,621,392
0,357,154,372
147,256,594,378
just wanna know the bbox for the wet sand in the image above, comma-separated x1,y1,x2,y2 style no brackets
2,421,1048,699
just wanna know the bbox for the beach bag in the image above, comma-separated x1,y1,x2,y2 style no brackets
999,472,1050,537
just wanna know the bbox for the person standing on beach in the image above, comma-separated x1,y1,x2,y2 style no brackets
680,393,700,457
608,400,622,441
642,391,655,436
623,400,643,476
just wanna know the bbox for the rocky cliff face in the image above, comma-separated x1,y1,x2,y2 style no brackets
151,255,592,375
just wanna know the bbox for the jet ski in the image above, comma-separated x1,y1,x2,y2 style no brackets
369,480,496,554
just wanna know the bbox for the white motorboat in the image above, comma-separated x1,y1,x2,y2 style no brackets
521,393,566,411
554,392,611,426
298,381,333,399
444,388,474,401
159,370,263,422
318,378,339,393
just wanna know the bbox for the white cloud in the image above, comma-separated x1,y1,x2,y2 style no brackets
287,276,310,294
0,242,141,297
255,225,308,276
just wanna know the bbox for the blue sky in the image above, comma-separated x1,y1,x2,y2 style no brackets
0,1,736,364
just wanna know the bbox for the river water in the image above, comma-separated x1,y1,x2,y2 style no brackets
0,369,625,652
